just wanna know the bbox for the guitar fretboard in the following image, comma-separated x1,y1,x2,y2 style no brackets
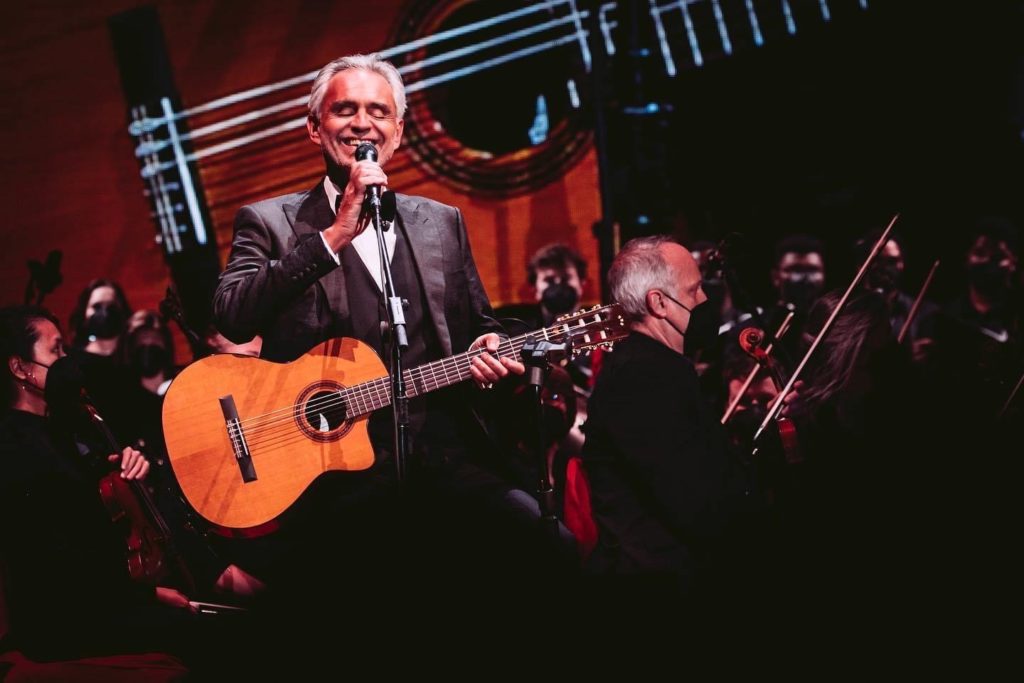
334,308,623,418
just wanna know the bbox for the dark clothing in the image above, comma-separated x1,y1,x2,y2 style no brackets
581,332,750,598
214,182,501,366
0,409,181,661
211,182,568,636
888,290,939,343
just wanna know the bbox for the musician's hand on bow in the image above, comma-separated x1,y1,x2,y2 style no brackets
109,446,150,481
770,379,804,418
469,333,525,389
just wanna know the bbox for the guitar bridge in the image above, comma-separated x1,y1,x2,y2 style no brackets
219,395,257,483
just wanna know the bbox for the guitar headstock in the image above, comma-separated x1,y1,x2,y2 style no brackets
551,304,628,358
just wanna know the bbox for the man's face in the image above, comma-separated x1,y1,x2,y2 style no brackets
967,236,1017,273
966,235,1018,298
660,242,708,335
307,69,404,173
534,265,583,303
773,252,826,308
866,239,905,294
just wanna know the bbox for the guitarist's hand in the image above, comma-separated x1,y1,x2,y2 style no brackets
469,333,525,389
108,446,150,481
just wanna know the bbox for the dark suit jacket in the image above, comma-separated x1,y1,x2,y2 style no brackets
214,181,501,363
582,332,745,593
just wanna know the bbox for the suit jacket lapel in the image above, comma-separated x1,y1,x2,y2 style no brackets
398,195,451,355
284,182,349,320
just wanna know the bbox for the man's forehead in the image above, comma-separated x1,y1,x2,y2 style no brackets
326,70,395,102
779,252,824,269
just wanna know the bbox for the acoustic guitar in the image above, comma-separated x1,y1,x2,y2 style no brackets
162,304,626,529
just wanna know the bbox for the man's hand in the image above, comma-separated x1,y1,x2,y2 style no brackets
469,333,525,389
322,160,388,253
108,446,150,480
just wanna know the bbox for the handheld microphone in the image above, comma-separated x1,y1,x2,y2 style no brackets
354,142,381,209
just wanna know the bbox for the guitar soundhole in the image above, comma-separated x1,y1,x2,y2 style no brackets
296,382,352,443
391,0,593,196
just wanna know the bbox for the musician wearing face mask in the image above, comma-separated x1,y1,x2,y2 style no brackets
65,279,137,444
765,234,827,370
856,229,939,364
580,236,753,605
0,305,195,668
930,217,1022,420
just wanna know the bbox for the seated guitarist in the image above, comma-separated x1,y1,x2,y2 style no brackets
211,53,567,626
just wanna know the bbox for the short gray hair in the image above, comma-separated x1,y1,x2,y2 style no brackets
308,53,407,122
609,235,679,321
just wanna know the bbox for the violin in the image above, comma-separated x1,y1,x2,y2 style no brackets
81,396,195,592
736,325,801,465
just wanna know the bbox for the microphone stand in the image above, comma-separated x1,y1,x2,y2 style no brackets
520,337,568,541
369,193,410,482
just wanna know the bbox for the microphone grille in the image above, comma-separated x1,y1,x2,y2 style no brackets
355,142,378,162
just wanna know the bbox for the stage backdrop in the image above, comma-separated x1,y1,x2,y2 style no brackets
0,0,603,356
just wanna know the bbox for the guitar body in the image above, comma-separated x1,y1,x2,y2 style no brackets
162,337,384,530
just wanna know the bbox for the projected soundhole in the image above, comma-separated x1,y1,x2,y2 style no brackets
295,382,352,442
304,391,347,432
391,0,593,196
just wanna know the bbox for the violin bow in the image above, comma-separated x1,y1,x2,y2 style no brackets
752,213,901,445
896,258,940,344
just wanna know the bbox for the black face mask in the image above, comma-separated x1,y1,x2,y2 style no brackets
38,354,86,410
682,300,720,352
866,262,901,295
780,275,824,311
541,281,579,316
84,302,127,341
968,261,1013,300
133,344,170,378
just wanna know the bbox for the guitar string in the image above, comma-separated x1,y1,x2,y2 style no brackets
130,0,589,138
131,0,829,139
225,332,556,444
232,308,619,433
223,313,618,445
133,11,590,154
130,0,856,145
224,339,533,452
131,0,813,163
232,330,622,455
229,336,521,433
228,313,603,431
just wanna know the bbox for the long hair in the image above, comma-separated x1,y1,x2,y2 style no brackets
793,289,892,414
68,278,132,347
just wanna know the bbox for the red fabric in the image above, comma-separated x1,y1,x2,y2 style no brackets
588,347,606,389
0,651,188,682
563,456,597,561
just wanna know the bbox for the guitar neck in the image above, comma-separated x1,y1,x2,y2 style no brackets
340,328,556,418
